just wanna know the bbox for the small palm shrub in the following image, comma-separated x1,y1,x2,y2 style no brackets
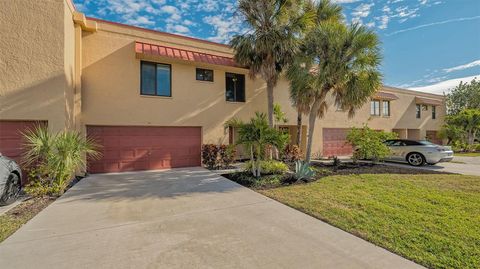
244,160,289,175
294,160,315,182
22,126,100,197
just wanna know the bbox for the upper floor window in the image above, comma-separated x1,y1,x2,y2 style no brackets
141,61,171,97
432,106,436,119
383,101,390,116
370,100,380,116
225,72,245,102
196,68,214,82
416,104,421,118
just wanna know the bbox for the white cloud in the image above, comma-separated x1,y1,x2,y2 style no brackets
166,24,190,34
352,3,374,18
386,15,480,36
126,16,155,26
203,14,244,43
443,60,480,73
332,0,361,3
409,75,480,94
201,0,219,12
377,15,390,29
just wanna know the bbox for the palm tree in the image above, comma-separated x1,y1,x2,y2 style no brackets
289,0,342,147
287,20,382,162
230,0,314,127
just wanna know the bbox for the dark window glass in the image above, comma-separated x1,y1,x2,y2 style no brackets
141,62,156,95
140,61,171,96
370,100,380,116
196,68,214,82
432,106,436,119
225,73,245,102
404,140,422,146
416,104,421,118
383,101,390,116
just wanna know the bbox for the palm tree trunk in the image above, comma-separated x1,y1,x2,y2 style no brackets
306,99,322,163
267,81,274,128
296,110,302,146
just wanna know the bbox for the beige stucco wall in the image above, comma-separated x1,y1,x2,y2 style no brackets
81,21,445,156
0,0,77,132
1,2,445,157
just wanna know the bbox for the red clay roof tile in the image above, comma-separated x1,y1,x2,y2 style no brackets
135,41,244,68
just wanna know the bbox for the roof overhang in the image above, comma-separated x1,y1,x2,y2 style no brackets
415,96,443,106
73,12,97,32
135,41,246,69
374,91,399,100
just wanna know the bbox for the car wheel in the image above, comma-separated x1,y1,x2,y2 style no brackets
406,153,426,166
0,173,21,206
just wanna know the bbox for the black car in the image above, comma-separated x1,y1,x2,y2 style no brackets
0,153,22,206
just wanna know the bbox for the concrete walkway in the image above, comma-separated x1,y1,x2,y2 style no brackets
0,167,423,269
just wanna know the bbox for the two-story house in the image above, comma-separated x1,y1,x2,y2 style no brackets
0,0,445,173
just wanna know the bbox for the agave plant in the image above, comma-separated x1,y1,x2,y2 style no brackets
22,126,101,196
294,160,315,182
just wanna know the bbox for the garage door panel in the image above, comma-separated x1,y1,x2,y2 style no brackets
323,128,353,157
87,126,201,173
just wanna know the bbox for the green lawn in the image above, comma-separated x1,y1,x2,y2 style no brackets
260,174,480,269
455,152,480,157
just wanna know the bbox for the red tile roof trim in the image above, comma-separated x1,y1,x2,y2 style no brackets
135,41,244,68
374,91,399,100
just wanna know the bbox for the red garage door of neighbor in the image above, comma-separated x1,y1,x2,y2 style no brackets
87,126,201,173
323,128,353,157
0,120,46,165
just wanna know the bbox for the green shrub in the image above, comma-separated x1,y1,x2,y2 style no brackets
244,160,289,175
346,125,397,162
22,126,100,197
218,144,237,168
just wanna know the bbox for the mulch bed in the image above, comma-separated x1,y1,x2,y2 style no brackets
223,161,449,190
0,197,54,242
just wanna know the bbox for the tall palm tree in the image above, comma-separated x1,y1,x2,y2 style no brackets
287,20,382,162
230,0,314,127
288,0,342,147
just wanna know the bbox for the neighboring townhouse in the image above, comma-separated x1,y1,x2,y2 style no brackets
0,0,445,173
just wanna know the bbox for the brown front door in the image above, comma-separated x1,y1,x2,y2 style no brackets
322,128,353,157
87,126,201,173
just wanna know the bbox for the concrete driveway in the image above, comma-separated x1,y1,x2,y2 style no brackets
0,167,422,269
384,156,480,176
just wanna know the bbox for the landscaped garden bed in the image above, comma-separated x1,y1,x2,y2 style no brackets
223,161,448,190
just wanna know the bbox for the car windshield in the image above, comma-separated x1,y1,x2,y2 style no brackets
418,140,435,145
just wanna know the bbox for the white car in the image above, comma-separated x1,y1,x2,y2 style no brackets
384,139,454,166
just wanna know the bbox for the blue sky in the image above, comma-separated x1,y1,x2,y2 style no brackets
75,0,480,93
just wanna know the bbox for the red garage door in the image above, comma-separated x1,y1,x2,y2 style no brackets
87,126,201,173
322,128,353,157
0,120,46,165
